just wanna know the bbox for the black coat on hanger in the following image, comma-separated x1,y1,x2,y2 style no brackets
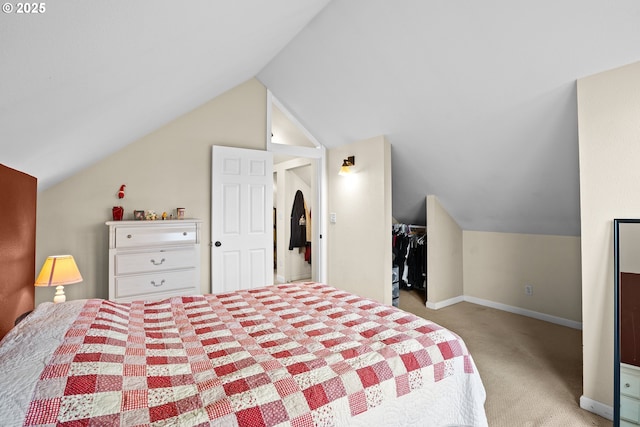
289,190,307,250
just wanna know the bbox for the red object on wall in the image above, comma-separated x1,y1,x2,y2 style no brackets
0,163,36,340
112,206,124,221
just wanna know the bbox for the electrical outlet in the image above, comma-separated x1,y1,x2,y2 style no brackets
330,212,337,224
525,284,533,296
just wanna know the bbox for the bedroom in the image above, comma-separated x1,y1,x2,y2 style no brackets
2,1,640,425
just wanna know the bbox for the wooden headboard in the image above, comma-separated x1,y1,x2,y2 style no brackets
0,164,37,340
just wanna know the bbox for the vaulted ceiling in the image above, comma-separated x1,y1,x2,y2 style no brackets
3,1,639,236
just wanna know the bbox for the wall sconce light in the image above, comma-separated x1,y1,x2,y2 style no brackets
339,156,355,176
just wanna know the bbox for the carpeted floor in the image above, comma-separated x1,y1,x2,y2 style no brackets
398,288,612,427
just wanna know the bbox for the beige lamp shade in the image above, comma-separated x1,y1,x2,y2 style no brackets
34,255,83,303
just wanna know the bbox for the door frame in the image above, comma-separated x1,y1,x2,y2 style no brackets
266,90,327,284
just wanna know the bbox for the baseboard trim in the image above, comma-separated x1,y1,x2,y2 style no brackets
425,295,582,330
426,295,464,310
463,296,582,330
579,395,613,421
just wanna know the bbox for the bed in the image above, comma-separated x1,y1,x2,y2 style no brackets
0,282,487,426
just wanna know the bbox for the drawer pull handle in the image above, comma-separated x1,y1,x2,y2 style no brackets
150,258,166,266
625,383,631,388
151,280,165,287
127,234,132,239
183,232,187,236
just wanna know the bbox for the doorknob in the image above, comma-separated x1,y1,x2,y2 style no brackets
214,241,221,247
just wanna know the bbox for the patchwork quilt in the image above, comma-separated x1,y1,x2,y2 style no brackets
22,283,477,426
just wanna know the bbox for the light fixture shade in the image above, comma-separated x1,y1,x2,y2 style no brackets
34,255,83,287
339,156,355,176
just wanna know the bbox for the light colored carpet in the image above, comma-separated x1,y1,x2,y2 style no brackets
399,289,612,427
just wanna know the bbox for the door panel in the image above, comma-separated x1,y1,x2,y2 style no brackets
212,146,273,294
223,184,240,234
250,184,266,233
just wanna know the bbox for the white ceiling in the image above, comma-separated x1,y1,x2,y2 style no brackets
3,1,640,236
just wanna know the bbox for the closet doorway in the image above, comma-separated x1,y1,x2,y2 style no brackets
267,91,326,284
393,223,427,307
273,160,315,283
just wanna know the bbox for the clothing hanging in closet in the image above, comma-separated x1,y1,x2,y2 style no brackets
392,224,426,290
289,190,306,250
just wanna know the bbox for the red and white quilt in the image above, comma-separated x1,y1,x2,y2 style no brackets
20,282,482,426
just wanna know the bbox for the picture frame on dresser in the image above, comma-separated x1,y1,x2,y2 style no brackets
106,219,202,302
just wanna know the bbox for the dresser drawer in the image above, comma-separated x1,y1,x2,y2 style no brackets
115,225,196,248
623,367,640,399
114,269,197,299
622,395,640,423
115,248,195,275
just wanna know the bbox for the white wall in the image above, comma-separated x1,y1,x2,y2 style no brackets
327,135,392,305
426,195,463,305
577,60,640,410
35,79,267,304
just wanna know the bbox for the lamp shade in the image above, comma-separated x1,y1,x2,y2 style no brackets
339,156,355,176
35,255,82,303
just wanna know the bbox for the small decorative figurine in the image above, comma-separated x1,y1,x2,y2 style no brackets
112,184,126,220
162,212,167,220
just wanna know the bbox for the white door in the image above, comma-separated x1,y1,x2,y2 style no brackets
211,146,273,293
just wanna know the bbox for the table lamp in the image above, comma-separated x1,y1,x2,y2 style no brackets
34,255,83,303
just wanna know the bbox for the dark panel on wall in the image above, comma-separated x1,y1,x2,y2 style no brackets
621,272,640,367
0,164,36,340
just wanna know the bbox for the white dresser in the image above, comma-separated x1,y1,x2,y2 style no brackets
106,219,202,302
622,363,640,426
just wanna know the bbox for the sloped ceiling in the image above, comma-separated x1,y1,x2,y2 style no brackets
259,1,640,236
0,0,330,189
3,1,640,236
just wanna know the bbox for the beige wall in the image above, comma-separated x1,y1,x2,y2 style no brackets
36,78,392,307
35,79,267,305
577,61,640,409
327,136,392,304
426,195,463,305
463,231,582,322
422,194,582,324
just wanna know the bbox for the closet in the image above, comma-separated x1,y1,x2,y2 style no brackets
392,224,426,306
